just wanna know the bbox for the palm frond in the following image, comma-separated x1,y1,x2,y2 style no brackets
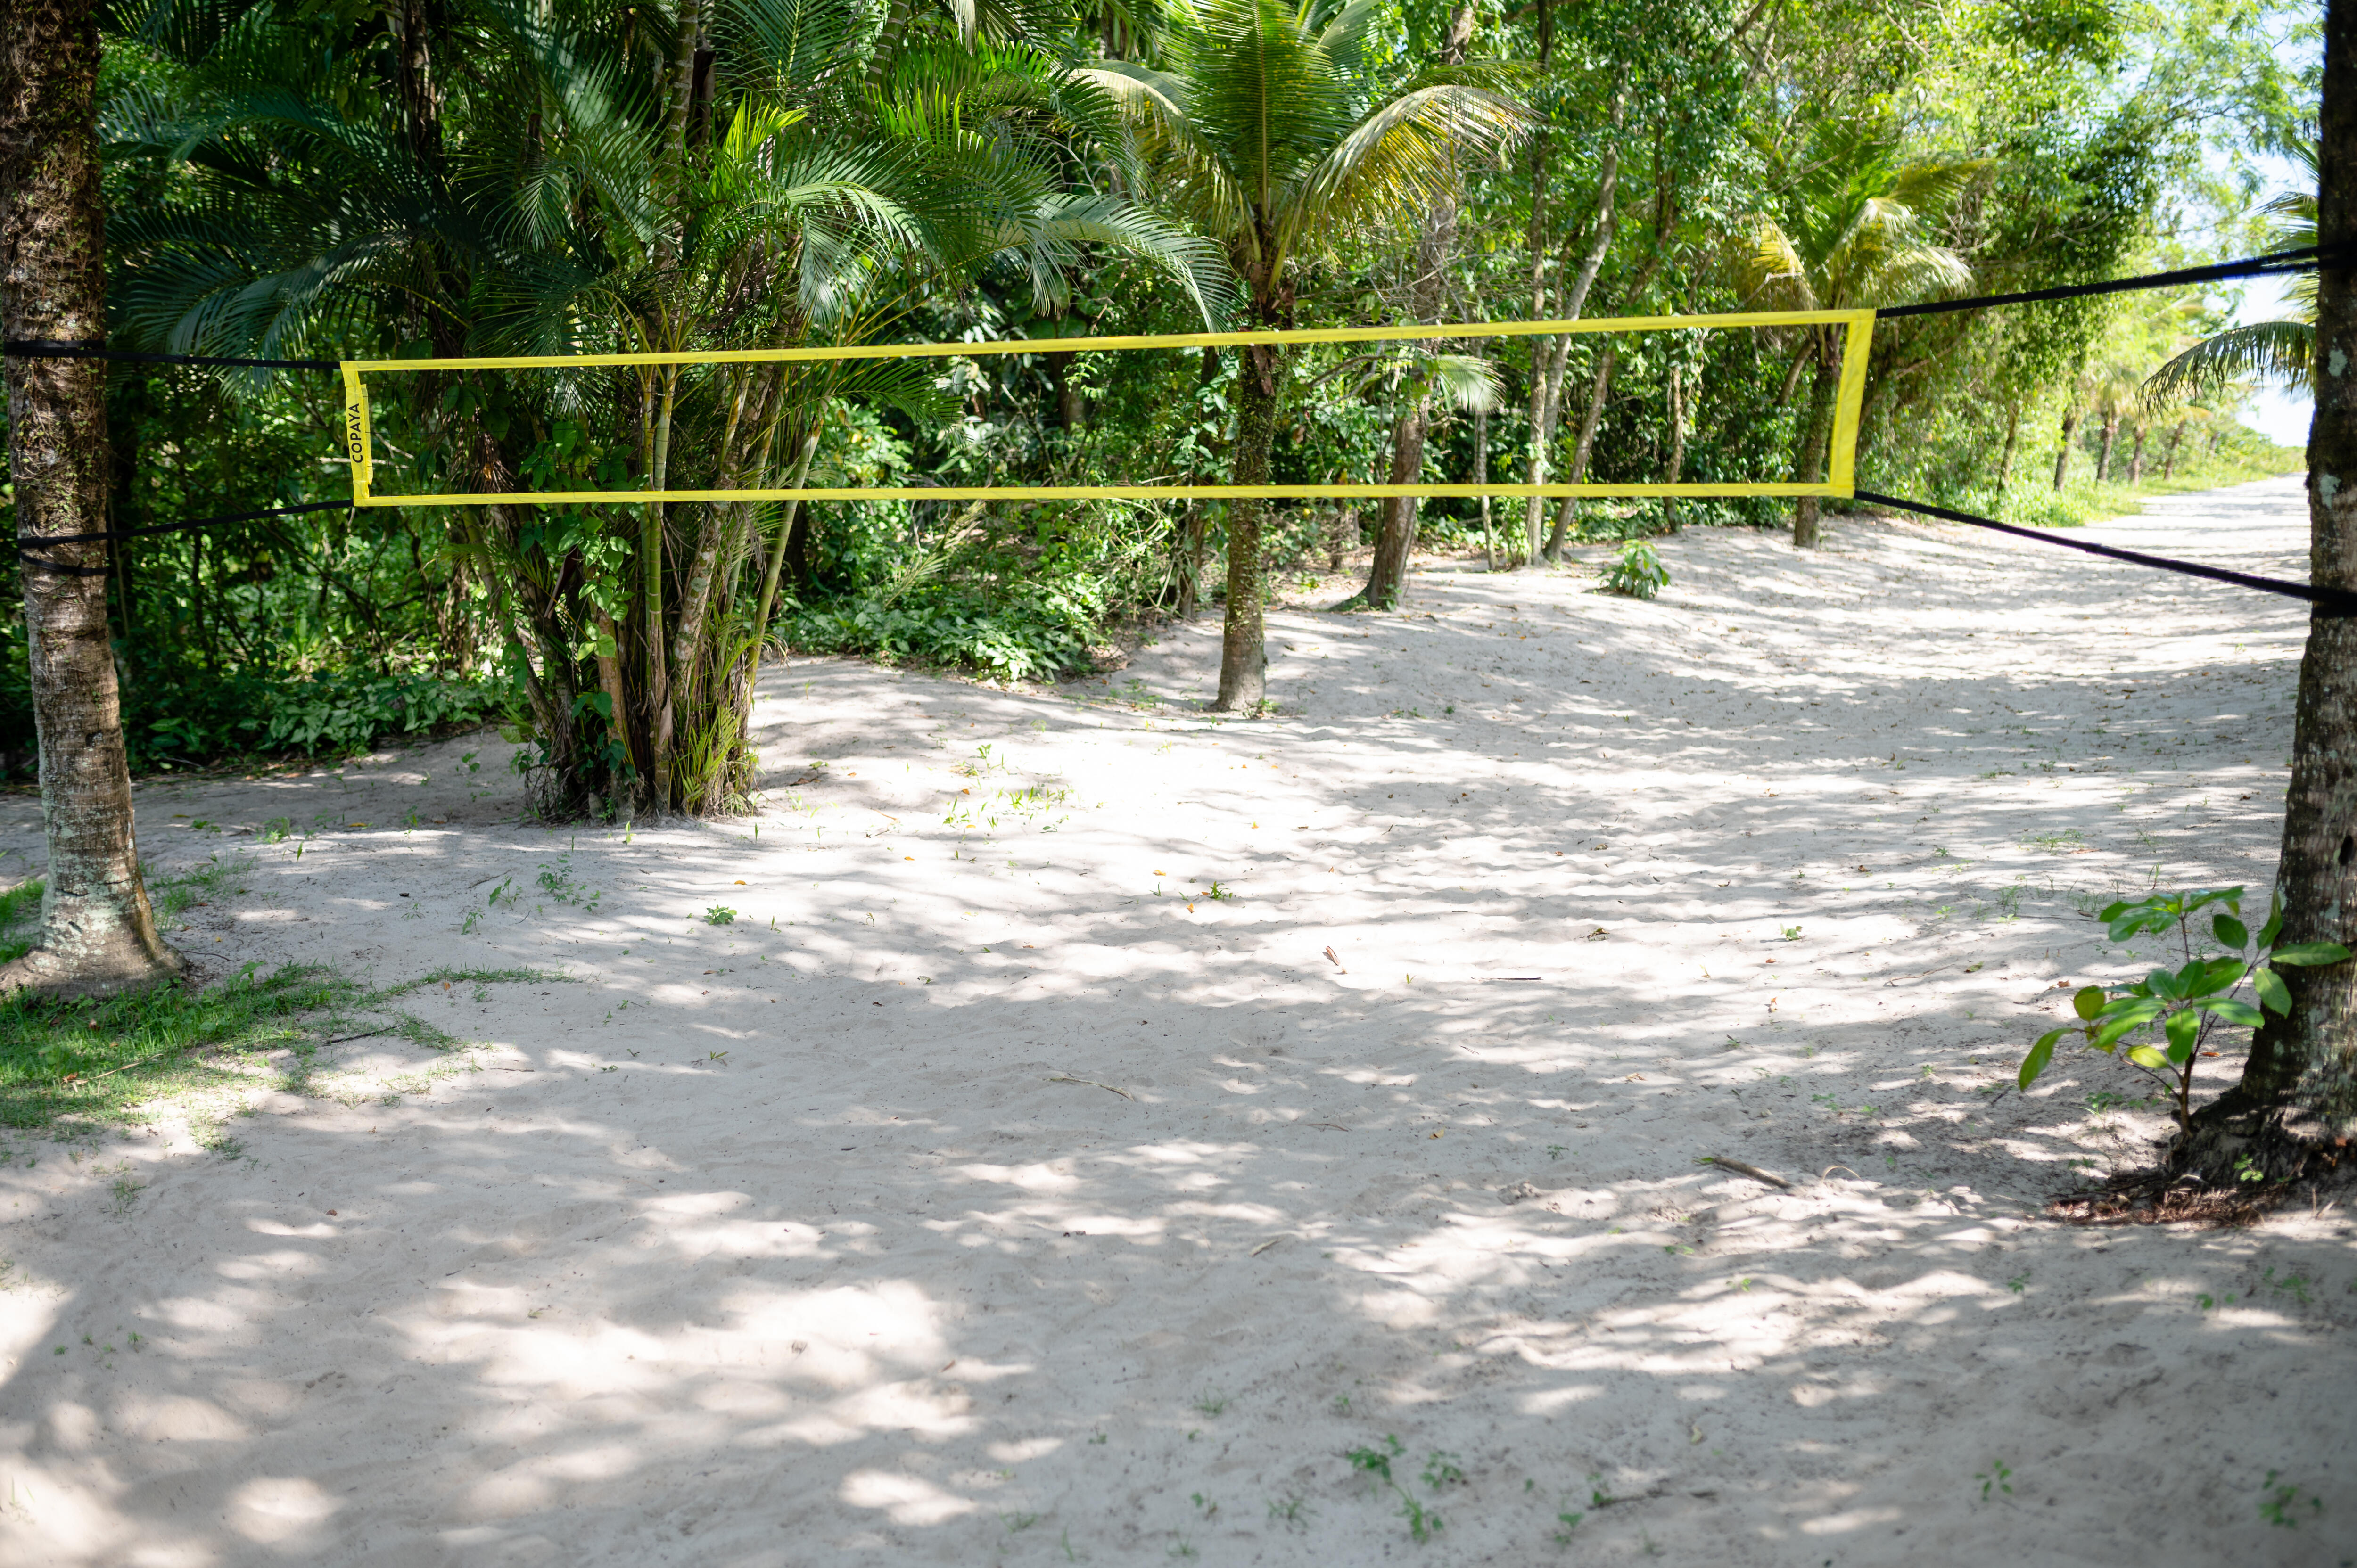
2142,320,2313,407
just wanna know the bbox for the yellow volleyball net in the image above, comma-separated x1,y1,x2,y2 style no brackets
338,308,1875,509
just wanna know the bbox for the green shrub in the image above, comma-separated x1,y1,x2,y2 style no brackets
1601,539,1670,599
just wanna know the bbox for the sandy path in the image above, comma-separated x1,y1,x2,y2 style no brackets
1,476,2351,1566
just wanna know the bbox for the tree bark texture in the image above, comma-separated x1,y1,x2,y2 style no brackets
2188,0,2357,1172
0,0,179,995
1789,351,1837,549
1366,402,1430,608
1543,342,1618,559
2052,408,2077,489
1213,346,1285,711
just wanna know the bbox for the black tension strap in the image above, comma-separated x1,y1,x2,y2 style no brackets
1854,244,2350,614
2,338,341,372
1853,491,2357,618
1879,243,2341,319
16,500,353,576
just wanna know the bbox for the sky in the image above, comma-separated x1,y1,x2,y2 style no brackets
2216,105,2312,448
2234,270,2310,448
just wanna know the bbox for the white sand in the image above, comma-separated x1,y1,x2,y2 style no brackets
1,475,2352,1566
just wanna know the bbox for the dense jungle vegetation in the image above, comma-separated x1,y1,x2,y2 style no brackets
0,0,2314,813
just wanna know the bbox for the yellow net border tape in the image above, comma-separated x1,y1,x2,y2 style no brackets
341,308,1876,508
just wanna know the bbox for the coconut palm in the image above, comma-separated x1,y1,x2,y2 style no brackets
1739,119,1981,547
2143,142,2317,409
110,0,1220,814
1082,0,1525,707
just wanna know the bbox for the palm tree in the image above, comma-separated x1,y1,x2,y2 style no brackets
2143,142,2317,408
0,0,180,996
1739,120,1980,547
1083,0,1524,706
111,0,1217,813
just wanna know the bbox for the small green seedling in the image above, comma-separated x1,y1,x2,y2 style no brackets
1602,539,1670,599
1266,1495,1313,1531
1781,925,1802,941
2258,1471,2323,1527
1977,1459,2013,1502
704,906,737,926
1345,1435,1403,1491
2018,887,2349,1138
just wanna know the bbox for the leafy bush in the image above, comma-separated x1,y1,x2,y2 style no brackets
2019,886,2349,1135
1601,540,1671,599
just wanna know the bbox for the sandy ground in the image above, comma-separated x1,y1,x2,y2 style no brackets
1,475,2353,1567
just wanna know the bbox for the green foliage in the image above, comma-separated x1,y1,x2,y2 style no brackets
1343,1435,1457,1544
0,0,2293,772
1601,540,1670,599
2018,886,2349,1137
0,964,353,1129
704,906,738,926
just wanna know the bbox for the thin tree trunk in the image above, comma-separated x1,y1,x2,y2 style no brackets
2184,0,2357,1172
644,368,678,808
0,0,178,994
750,430,822,657
2053,408,2079,489
1476,403,1494,568
1543,341,1619,558
1214,345,1286,711
1661,358,1685,532
1994,402,2021,498
1789,350,1837,549
2127,423,2147,484
1364,0,1473,610
2161,420,2185,479
2095,414,2118,482
1366,403,1430,608
1522,103,1623,558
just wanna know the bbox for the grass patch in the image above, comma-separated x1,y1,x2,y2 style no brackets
0,878,41,966
377,966,572,999
151,857,248,923
0,963,355,1128
0,946,572,1130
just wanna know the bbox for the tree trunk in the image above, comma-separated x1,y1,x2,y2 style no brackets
1366,403,1429,608
2053,408,2079,489
1363,0,1472,609
1049,351,1082,432
2127,423,2147,484
1522,107,1623,559
1544,341,1618,559
1994,402,2021,498
2095,414,2118,482
1661,359,1685,532
1213,345,1286,711
2161,420,2185,479
2183,0,2357,1176
0,0,179,996
1790,350,1837,549
1475,403,1494,569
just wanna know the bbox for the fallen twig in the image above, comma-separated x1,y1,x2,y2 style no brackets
1047,1075,1132,1100
1302,1121,1350,1131
82,1044,193,1084
1323,945,1347,973
1700,1155,1794,1190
